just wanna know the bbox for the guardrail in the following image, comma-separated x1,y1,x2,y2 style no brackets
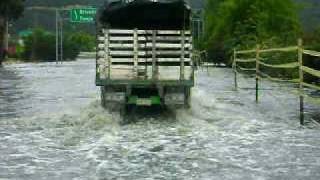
232,39,320,125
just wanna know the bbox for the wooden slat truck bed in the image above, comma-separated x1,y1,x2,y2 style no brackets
96,29,194,111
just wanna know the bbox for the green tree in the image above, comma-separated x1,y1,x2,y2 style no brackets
0,0,25,65
22,28,94,62
22,28,56,61
68,32,95,52
203,0,301,65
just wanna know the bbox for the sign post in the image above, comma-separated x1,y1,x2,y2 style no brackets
70,8,97,23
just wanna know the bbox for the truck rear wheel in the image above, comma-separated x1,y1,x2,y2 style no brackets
100,86,125,111
100,87,106,108
182,87,191,109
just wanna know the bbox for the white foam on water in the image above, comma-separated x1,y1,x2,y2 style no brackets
1,60,320,179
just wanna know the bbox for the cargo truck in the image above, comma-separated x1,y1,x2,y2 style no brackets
96,0,194,114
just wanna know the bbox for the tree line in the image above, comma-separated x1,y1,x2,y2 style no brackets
201,0,301,64
0,0,96,64
200,0,319,83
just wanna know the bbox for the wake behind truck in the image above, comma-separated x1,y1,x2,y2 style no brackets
96,0,194,114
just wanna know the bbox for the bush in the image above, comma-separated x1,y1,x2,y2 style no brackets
203,0,301,65
68,32,95,52
22,28,95,62
22,28,56,61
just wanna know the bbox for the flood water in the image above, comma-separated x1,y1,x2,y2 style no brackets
0,59,320,180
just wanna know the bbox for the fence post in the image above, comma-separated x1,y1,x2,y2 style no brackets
298,38,304,125
233,49,238,90
256,44,260,103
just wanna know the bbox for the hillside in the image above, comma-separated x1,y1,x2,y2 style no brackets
14,0,204,34
23,0,203,7
12,0,320,34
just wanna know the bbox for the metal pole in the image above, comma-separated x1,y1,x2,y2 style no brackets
55,9,59,64
298,38,304,125
201,11,205,38
256,44,260,103
233,49,238,90
60,15,63,63
197,19,201,41
4,19,9,50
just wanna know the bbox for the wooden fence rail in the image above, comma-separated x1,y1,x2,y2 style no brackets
232,39,320,125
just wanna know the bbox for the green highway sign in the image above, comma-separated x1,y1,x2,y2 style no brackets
70,8,97,23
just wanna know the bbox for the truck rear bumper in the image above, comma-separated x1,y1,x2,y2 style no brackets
96,79,194,87
100,82,192,107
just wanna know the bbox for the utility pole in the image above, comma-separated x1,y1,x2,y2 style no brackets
4,19,9,50
60,14,63,63
197,19,201,41
56,9,59,64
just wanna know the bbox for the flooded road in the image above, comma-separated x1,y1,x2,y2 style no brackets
1,59,320,180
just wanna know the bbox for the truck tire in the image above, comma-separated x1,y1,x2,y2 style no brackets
100,87,106,108
184,87,191,109
100,86,123,111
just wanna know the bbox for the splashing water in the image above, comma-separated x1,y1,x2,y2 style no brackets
0,60,320,180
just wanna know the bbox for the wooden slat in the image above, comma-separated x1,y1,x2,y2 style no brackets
109,44,134,48
98,36,105,41
259,46,298,53
235,58,256,63
103,65,193,81
258,61,299,69
303,49,320,57
302,82,320,91
146,43,192,48
109,51,191,56
109,58,191,63
109,36,192,41
98,44,105,49
110,51,146,56
108,43,192,49
98,28,193,81
108,29,191,35
301,66,320,78
157,30,191,35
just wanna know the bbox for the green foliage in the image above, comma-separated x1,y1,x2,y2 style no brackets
203,0,301,64
22,28,56,61
68,32,95,52
22,28,95,62
309,27,320,51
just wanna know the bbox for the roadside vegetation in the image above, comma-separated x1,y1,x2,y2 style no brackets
202,0,301,65
21,28,95,62
201,0,319,82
